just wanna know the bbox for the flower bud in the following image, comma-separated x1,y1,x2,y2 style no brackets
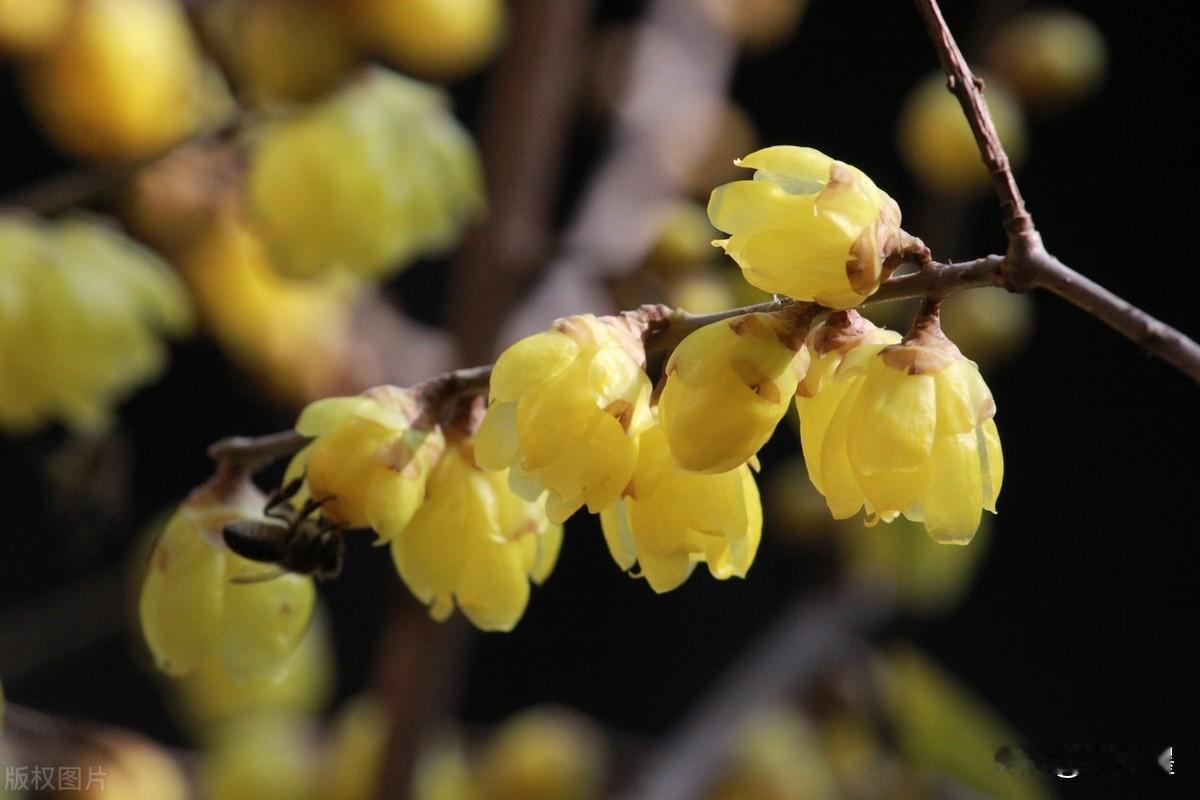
659,312,808,473
286,386,446,543
475,314,654,523
391,440,561,631
708,146,909,308
600,423,761,593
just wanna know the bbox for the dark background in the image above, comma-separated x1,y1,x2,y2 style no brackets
1,0,1193,792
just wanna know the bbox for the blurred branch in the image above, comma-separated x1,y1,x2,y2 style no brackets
619,585,894,800
447,0,596,364
0,116,245,216
499,0,737,346
915,0,1200,383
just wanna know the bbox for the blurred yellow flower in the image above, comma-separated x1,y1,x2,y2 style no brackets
170,612,335,740
20,0,207,161
797,310,1003,543
477,707,607,800
659,312,808,473
708,146,909,308
600,423,761,593
247,66,484,279
177,207,360,405
391,440,562,631
285,386,446,543
0,0,71,55
897,72,1027,192
475,314,654,523
348,0,507,81
0,214,191,435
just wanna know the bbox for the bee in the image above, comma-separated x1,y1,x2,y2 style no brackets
222,476,345,582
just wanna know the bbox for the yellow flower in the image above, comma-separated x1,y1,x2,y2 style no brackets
477,707,608,800
247,66,484,279
177,207,360,405
475,314,654,523
708,145,909,308
0,214,191,435
0,0,71,56
795,311,901,520
659,311,808,473
20,0,206,162
139,487,316,678
391,440,561,631
599,423,761,593
797,310,1003,543
285,386,446,543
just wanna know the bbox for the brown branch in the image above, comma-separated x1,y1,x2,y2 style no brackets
0,115,247,216
914,0,1200,384
913,0,1032,239
202,254,1015,469
447,0,595,364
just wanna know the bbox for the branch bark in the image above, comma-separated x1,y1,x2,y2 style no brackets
914,0,1200,383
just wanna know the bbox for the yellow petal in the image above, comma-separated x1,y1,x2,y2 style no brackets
490,330,579,403
707,179,814,237
923,432,984,544
934,359,995,434
848,365,936,474
736,145,834,183
475,400,519,471
979,418,1003,512
600,502,638,571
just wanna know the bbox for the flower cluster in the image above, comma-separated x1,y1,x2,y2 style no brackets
0,213,192,435
158,144,1004,645
796,310,1002,543
283,385,559,631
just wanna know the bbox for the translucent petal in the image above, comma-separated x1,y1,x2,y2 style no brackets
599,502,638,571
848,366,937,474
736,146,834,182
923,432,985,544
474,400,520,471
490,330,579,402
707,179,814,237
934,359,995,434
979,418,1004,512
296,395,371,436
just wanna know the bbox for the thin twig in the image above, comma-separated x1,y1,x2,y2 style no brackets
203,253,1015,467
0,115,247,216
914,0,1200,383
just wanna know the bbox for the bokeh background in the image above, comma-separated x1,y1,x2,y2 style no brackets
1,0,1192,797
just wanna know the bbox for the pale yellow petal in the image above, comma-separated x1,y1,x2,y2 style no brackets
474,400,519,471
707,179,814,237
848,365,936,474
600,502,637,571
490,330,579,402
923,432,984,544
736,145,834,183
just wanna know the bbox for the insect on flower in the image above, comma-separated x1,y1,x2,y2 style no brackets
222,476,346,582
